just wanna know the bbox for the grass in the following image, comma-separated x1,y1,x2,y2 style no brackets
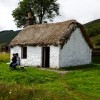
0,62,70,100
90,34,100,48
0,53,10,62
59,56,100,100
65,65,100,99
0,53,100,100
0,63,59,85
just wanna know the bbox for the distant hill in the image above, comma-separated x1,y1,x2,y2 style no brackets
84,19,100,37
0,30,20,48
84,19,100,48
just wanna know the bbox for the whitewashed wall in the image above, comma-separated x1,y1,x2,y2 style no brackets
10,46,42,66
21,46,41,66
59,28,92,67
10,46,21,62
10,46,60,68
50,46,59,68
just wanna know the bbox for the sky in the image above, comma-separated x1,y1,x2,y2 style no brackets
0,0,100,31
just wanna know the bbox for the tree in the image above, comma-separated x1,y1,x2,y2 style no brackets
12,0,59,28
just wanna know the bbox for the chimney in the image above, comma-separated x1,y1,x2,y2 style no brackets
25,12,33,26
28,12,32,18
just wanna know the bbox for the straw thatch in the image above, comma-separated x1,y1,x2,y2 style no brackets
10,20,92,48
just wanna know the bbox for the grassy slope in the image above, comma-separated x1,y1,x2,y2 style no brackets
84,19,100,36
0,53,100,100
90,34,100,48
0,30,20,47
84,19,100,48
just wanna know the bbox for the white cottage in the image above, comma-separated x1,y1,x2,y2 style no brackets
10,20,92,69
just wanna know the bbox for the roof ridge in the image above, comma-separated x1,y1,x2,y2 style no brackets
25,19,78,29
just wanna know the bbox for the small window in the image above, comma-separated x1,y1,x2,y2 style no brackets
22,47,27,59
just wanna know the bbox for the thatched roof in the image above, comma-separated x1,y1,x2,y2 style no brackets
10,20,92,48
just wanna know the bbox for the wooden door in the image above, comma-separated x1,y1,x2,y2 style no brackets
42,47,50,68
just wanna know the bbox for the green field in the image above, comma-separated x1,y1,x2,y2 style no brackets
0,53,100,100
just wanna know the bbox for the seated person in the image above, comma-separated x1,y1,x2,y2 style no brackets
16,53,20,66
10,53,17,69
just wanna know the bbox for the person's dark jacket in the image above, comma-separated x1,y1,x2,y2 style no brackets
12,56,17,63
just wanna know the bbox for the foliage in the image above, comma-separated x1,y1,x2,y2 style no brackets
0,54,100,99
12,0,59,27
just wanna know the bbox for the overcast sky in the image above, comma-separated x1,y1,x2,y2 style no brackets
0,0,100,31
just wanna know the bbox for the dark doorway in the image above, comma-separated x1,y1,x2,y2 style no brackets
42,47,50,68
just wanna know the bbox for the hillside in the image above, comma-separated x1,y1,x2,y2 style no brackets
84,19,100,48
84,19,100,37
0,30,20,47
90,34,100,48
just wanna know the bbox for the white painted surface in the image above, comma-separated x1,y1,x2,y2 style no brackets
50,46,59,68
10,46,60,68
10,46,21,62
21,46,42,66
10,46,42,66
59,28,92,67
